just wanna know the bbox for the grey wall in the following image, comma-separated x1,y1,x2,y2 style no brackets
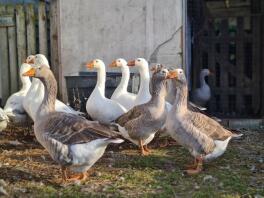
58,0,183,101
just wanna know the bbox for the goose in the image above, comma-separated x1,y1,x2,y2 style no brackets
109,58,136,110
23,65,124,182
86,59,127,124
165,69,242,174
4,63,32,124
192,69,212,107
113,66,175,155
0,108,8,131
23,54,82,121
151,65,205,113
127,58,151,106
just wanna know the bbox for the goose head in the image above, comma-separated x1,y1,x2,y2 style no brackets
200,69,212,77
25,55,35,64
20,63,33,78
34,54,50,68
109,58,127,68
127,58,148,71
172,69,187,85
23,64,52,81
86,59,105,70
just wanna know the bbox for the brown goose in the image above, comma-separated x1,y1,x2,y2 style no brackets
165,69,242,174
23,65,124,182
113,65,176,155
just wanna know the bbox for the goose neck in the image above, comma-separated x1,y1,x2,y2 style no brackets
95,65,106,95
116,66,130,92
37,75,57,118
20,75,31,91
173,83,188,113
138,67,150,96
200,72,207,87
150,80,167,108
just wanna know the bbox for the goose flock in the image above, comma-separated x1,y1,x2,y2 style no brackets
0,54,242,182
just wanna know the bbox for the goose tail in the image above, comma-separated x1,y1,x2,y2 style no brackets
105,138,124,144
232,133,243,139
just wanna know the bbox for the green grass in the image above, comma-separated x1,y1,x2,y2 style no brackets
1,130,263,197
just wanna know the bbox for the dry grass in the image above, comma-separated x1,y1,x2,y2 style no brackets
0,126,263,197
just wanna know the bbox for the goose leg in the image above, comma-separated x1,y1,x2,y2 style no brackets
143,145,151,153
61,166,68,183
139,140,148,156
67,172,87,182
185,157,203,175
185,158,198,169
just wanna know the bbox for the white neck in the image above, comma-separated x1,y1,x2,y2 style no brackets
200,72,207,87
96,64,106,95
116,66,130,93
20,74,31,92
138,66,150,97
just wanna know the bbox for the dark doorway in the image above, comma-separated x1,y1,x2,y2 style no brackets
188,0,263,118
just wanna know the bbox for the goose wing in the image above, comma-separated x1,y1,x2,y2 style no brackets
38,112,121,145
115,105,144,126
188,111,232,140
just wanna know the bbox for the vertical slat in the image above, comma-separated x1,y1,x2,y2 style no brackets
16,4,26,88
0,5,10,103
235,17,244,115
38,1,47,56
50,0,60,97
26,4,36,55
7,5,18,93
261,0,264,116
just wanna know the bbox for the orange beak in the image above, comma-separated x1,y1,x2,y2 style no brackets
109,60,117,68
127,60,135,66
167,70,177,79
86,60,94,69
23,68,36,77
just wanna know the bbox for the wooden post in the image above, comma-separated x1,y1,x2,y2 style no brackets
0,5,10,103
7,5,18,93
26,4,36,56
38,1,48,56
50,0,61,99
16,4,26,85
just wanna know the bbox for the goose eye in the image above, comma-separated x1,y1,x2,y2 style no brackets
118,60,121,62
96,60,98,63
137,59,141,62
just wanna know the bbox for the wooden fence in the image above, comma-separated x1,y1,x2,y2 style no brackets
191,0,262,118
0,2,58,105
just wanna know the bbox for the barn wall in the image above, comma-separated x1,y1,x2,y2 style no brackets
57,0,183,101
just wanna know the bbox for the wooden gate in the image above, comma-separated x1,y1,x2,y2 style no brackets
191,0,262,118
0,2,51,105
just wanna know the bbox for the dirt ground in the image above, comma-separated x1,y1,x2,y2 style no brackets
0,126,263,198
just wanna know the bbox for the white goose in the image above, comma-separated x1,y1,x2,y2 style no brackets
109,58,136,110
23,54,82,121
127,58,151,106
86,59,127,124
0,108,8,131
4,63,32,124
192,69,212,107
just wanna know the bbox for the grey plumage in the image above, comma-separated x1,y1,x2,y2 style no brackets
114,66,172,153
165,69,239,169
26,65,123,181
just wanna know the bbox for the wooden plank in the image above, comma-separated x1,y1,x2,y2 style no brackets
16,4,26,88
7,5,18,93
26,4,36,55
50,0,60,97
38,1,48,56
261,0,264,116
16,5,26,61
0,5,10,103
